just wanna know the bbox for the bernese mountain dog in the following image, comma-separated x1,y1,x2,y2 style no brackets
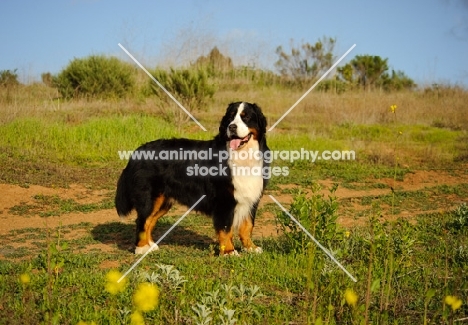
115,102,269,255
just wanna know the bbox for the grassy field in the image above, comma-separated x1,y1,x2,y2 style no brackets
0,81,467,324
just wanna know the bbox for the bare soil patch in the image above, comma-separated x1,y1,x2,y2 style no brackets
0,168,467,257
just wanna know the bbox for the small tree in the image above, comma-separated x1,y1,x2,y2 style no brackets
351,55,388,90
338,55,415,91
275,37,336,83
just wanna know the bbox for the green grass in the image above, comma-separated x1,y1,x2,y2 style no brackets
0,113,211,188
0,115,202,167
9,194,114,217
1,202,467,324
0,113,463,184
0,110,465,190
330,123,460,144
357,184,468,211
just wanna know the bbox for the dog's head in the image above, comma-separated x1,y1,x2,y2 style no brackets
219,102,267,150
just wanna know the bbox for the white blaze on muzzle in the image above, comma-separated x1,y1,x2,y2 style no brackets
227,102,250,142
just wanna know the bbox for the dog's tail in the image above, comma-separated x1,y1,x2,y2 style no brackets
115,169,133,217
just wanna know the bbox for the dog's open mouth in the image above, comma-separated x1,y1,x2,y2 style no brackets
229,134,252,150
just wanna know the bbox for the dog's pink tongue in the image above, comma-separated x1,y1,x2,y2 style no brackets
230,139,242,150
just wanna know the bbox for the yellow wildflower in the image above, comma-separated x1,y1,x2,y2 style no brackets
344,288,358,307
105,270,126,295
445,295,456,305
445,295,463,311
19,273,30,285
452,299,463,311
130,311,145,325
344,231,350,238
133,283,160,312
390,104,397,113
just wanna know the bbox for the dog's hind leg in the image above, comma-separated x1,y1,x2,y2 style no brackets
135,195,172,254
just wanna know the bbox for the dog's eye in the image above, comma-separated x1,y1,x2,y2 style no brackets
241,112,251,121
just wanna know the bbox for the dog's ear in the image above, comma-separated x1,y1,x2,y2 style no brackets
253,103,267,135
219,116,229,137
219,103,236,137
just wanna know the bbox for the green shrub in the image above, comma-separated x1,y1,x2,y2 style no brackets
316,78,348,94
147,67,215,111
447,203,468,234
277,183,342,253
53,55,135,99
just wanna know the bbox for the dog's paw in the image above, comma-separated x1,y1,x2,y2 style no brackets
243,246,263,254
135,243,159,255
253,246,263,253
223,249,240,257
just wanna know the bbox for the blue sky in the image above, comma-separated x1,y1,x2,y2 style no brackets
2,0,468,86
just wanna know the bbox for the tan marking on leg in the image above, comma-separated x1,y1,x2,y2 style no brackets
137,195,170,248
217,228,235,255
238,216,255,249
239,217,262,253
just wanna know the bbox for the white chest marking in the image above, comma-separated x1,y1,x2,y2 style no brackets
228,140,264,230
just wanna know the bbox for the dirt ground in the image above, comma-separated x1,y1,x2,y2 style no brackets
1,168,467,257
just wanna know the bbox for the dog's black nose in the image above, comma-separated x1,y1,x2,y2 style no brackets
228,124,237,132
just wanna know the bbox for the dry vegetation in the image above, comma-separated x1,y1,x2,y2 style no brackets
2,80,467,129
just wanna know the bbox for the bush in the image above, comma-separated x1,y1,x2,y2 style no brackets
447,203,468,234
316,78,348,94
53,55,135,99
147,67,215,114
0,69,20,88
277,183,342,253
